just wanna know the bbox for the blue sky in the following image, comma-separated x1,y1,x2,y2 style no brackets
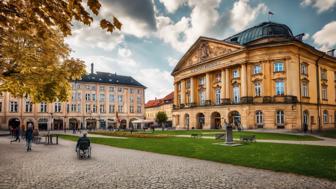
65,0,336,101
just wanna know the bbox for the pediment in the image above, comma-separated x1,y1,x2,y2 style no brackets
172,37,243,75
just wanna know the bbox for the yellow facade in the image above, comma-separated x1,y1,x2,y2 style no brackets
145,103,173,122
172,31,336,131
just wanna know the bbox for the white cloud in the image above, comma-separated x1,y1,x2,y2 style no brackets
230,0,267,32
312,21,336,51
167,57,178,67
156,0,221,52
159,0,187,13
118,47,132,57
65,21,124,52
301,0,336,13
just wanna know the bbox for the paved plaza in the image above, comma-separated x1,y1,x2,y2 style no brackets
0,136,335,189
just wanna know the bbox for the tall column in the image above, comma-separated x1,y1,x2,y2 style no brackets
225,69,230,98
173,83,178,105
221,69,225,98
206,73,211,101
241,63,247,97
181,80,186,104
190,77,195,103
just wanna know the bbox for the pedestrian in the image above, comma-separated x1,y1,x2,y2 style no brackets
10,127,20,143
26,123,34,151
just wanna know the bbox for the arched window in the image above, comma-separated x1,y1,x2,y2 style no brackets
323,110,328,124
256,111,263,125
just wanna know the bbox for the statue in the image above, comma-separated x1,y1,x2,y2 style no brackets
224,119,234,144
200,42,210,59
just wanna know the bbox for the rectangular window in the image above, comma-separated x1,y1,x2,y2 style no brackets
137,89,141,94
72,91,76,101
177,82,181,91
99,86,105,91
54,102,61,113
322,86,328,100
186,79,191,89
86,85,90,90
321,69,327,80
118,105,123,113
118,95,123,103
137,105,142,113
256,111,263,125
255,82,261,97
130,96,134,103
100,104,105,113
99,93,105,102
40,102,47,113
109,104,115,113
276,110,285,125
71,104,76,112
77,92,81,101
118,87,123,93
233,85,240,103
300,63,308,75
109,94,115,103
85,94,91,101
275,81,284,95
198,77,205,86
91,85,96,91
66,104,70,113
233,69,239,78
92,94,96,101
215,88,221,105
77,104,81,112
274,62,284,72
25,101,33,113
109,86,114,92
130,106,134,113
92,104,97,113
86,104,91,113
301,82,309,97
137,96,141,104
254,65,262,74
130,89,134,94
199,90,205,105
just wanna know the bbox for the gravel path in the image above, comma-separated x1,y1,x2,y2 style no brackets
0,136,335,189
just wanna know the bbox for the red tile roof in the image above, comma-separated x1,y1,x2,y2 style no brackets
145,92,174,108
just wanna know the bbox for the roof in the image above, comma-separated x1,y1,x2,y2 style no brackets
224,22,294,45
79,72,145,88
145,91,174,108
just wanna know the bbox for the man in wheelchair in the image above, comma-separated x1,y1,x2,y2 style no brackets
76,132,91,159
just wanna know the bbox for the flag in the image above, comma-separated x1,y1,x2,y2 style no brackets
268,11,274,15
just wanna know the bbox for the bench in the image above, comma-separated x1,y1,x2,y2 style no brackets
191,133,202,139
240,135,256,143
215,134,225,140
33,136,42,144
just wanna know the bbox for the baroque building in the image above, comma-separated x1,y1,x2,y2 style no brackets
171,22,336,131
0,64,146,130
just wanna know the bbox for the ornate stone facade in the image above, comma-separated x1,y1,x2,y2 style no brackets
171,22,336,131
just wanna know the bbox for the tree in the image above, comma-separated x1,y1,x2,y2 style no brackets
0,0,122,102
156,111,168,131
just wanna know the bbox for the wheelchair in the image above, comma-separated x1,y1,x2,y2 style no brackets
76,141,91,159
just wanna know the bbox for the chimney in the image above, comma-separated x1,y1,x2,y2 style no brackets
327,49,335,57
91,63,94,74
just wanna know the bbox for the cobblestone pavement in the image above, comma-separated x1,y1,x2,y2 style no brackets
0,137,335,189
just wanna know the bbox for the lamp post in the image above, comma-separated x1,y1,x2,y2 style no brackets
50,112,54,131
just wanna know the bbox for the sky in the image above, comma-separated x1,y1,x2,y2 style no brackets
65,0,336,101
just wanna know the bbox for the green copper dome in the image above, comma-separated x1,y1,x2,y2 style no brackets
225,22,294,45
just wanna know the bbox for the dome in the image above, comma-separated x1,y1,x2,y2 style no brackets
224,22,294,45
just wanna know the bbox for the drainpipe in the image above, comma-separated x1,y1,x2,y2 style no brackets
316,53,325,132
298,48,303,132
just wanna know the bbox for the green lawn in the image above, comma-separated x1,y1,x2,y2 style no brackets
62,135,336,181
134,130,321,141
321,130,336,139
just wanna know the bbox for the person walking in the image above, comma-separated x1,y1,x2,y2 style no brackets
25,123,34,151
10,127,20,143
